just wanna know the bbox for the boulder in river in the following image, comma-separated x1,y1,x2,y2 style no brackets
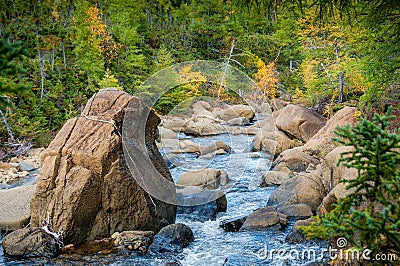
200,140,231,156
267,173,325,212
275,104,326,142
215,105,255,122
29,89,176,245
176,168,229,189
219,216,247,232
2,227,61,258
272,147,320,174
181,116,227,136
240,206,282,231
177,190,227,221
149,223,194,254
285,218,316,244
278,204,313,219
172,139,205,153
261,171,293,187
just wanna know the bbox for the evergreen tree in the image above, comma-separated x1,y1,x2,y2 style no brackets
301,108,400,254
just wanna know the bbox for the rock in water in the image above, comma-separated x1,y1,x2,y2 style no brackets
240,206,282,231
2,227,61,258
149,223,194,254
30,89,176,245
219,216,247,232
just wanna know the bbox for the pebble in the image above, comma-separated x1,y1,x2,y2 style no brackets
0,148,43,185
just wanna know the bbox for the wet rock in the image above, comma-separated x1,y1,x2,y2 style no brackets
176,168,229,189
240,206,282,231
149,223,194,254
111,231,153,254
261,171,293,187
0,184,36,230
177,190,227,221
278,204,313,219
285,218,316,244
30,89,176,245
285,229,306,244
19,160,38,171
224,254,261,266
200,141,232,156
2,227,61,258
227,117,249,126
198,149,227,159
267,173,325,212
72,238,117,255
219,216,247,232
165,261,183,266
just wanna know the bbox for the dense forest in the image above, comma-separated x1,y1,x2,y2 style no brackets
0,0,399,146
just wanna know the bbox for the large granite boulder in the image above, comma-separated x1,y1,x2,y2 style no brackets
304,106,358,156
272,147,320,174
30,89,176,245
261,171,293,187
267,173,325,212
0,185,36,230
275,104,326,142
214,105,255,121
181,116,227,136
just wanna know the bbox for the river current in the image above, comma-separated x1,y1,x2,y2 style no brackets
0,132,328,265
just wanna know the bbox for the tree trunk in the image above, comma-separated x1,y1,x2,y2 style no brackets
62,40,67,69
38,49,45,101
338,72,344,103
0,110,15,142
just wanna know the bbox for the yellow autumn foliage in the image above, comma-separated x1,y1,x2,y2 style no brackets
254,58,278,99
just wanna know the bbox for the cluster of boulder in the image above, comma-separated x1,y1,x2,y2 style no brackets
0,88,360,261
222,100,359,242
160,100,258,140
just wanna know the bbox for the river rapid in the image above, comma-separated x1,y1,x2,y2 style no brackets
0,132,328,266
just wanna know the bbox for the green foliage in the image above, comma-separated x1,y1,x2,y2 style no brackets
0,0,398,145
0,32,28,110
301,109,400,254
